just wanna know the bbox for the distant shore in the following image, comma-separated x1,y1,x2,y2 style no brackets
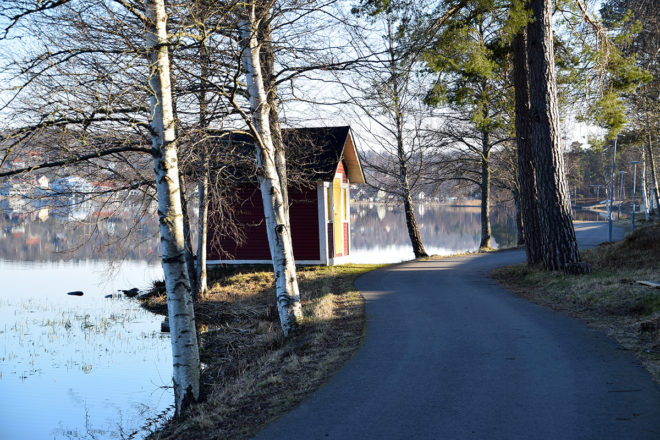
352,199,482,207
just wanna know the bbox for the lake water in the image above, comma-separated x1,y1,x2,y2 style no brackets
0,261,172,439
349,202,605,263
350,202,519,263
0,207,171,439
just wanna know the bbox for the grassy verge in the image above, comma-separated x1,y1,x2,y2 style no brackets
141,263,380,439
492,223,660,381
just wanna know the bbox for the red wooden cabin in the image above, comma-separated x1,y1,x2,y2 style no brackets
207,126,365,266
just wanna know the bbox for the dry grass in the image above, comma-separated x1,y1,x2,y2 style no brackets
492,223,660,381
141,263,380,439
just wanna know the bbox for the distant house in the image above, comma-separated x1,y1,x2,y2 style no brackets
51,177,93,194
37,176,49,189
1,178,31,197
207,126,365,265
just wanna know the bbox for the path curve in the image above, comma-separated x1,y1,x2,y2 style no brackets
255,223,660,439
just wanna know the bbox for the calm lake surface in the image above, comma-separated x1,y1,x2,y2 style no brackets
349,202,604,263
0,198,594,438
0,207,171,439
350,202,519,263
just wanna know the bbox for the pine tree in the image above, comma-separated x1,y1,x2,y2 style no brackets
424,3,512,251
525,0,583,271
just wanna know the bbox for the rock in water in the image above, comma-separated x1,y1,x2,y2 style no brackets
67,291,84,296
120,288,140,298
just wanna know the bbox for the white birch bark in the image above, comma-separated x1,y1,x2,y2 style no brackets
642,148,650,221
144,0,200,415
196,174,209,296
239,4,302,336
196,40,210,298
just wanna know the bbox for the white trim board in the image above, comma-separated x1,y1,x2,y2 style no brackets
207,259,326,266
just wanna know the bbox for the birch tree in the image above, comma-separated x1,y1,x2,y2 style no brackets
220,0,363,333
237,1,302,336
143,0,200,413
601,0,659,215
0,0,201,414
174,0,360,333
343,4,432,258
167,0,234,298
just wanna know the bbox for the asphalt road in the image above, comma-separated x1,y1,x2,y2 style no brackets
255,222,660,439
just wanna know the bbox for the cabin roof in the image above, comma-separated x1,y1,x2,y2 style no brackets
209,126,365,184
282,126,365,184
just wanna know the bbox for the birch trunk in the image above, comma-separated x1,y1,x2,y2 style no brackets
527,0,582,271
167,48,197,298
512,29,543,265
179,173,198,297
196,173,208,297
258,10,290,217
641,147,650,221
647,137,660,214
271,108,288,216
240,6,302,336
144,0,199,415
196,41,210,298
651,185,657,215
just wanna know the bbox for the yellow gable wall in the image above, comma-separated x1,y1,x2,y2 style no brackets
333,176,342,255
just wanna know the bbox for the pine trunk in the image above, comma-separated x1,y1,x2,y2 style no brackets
479,129,491,250
387,15,427,259
144,0,199,416
527,0,581,271
512,186,524,246
240,6,302,336
397,133,427,258
402,185,427,258
513,29,543,265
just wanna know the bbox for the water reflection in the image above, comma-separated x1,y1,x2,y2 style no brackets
572,209,606,222
350,202,519,263
0,202,170,439
0,201,159,262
